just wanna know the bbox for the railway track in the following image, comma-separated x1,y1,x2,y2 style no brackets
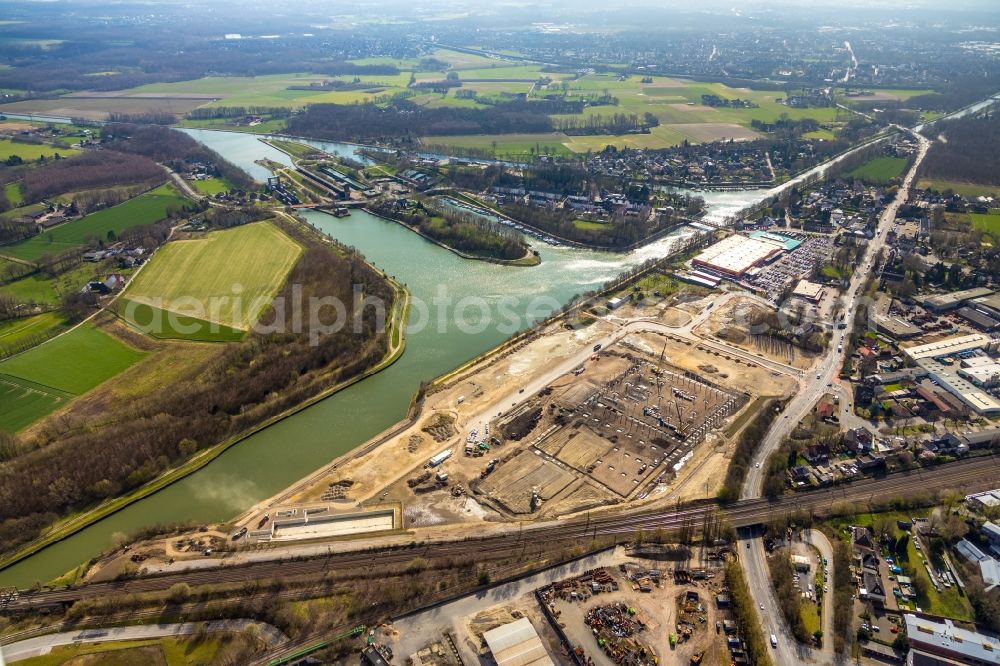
5,455,996,612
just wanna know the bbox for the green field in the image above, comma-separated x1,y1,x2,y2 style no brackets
0,323,146,394
0,262,127,305
0,375,72,432
573,219,611,230
970,211,1000,234
0,184,188,262
847,156,908,183
0,138,80,161
0,311,67,353
917,178,1000,199
17,635,223,666
4,181,23,206
0,323,146,430
118,299,246,342
123,221,301,332
191,177,230,195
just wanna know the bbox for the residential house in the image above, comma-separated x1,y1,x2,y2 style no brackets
844,428,874,455
861,570,886,605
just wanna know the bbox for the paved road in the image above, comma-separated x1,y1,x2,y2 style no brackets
738,128,931,665
1,619,286,663
803,528,836,655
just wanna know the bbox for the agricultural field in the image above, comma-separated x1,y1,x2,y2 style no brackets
917,178,1000,199
846,156,909,183
0,183,188,262
0,323,146,430
0,138,80,161
839,88,936,104
2,49,855,152
117,299,246,342
0,96,210,121
63,72,413,111
0,323,146,394
0,374,71,433
122,220,301,335
0,311,67,354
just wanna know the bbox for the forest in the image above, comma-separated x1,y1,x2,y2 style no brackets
285,99,555,142
0,219,395,557
284,98,653,143
368,199,528,261
501,202,665,249
20,151,165,203
921,111,1000,187
103,123,257,190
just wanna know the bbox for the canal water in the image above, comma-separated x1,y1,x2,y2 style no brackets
4,98,998,585
2,115,906,586
0,130,705,586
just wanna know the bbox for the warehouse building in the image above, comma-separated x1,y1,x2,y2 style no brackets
904,613,1000,665
691,233,792,278
901,335,1000,415
922,287,994,313
483,618,554,666
902,334,995,362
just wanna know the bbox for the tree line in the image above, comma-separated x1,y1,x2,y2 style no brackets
368,199,527,261
554,112,659,135
0,219,395,557
285,99,557,142
187,106,294,120
921,111,1000,187
717,398,785,502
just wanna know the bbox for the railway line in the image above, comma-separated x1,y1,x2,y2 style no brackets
4,455,996,613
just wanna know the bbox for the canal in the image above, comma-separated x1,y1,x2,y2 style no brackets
0,115,913,586
0,130,703,586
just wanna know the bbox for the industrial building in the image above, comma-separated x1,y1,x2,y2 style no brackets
902,334,995,362
904,613,1000,666
967,489,1000,512
482,618,554,666
792,280,824,302
921,287,994,313
691,233,793,278
900,334,1000,415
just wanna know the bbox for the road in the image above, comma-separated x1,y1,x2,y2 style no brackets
1,619,286,663
738,128,932,665
803,528,835,655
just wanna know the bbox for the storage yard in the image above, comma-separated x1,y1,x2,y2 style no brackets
375,547,735,666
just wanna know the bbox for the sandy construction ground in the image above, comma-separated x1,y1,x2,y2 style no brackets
695,295,820,371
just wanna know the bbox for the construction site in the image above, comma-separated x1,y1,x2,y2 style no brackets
474,344,747,518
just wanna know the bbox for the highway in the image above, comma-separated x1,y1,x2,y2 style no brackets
738,127,932,665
